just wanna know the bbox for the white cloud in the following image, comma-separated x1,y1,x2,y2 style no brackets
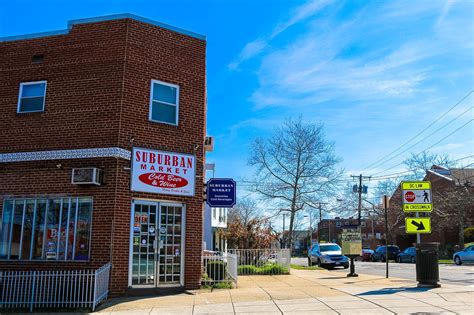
228,39,266,70
228,0,333,70
437,0,456,27
247,1,472,110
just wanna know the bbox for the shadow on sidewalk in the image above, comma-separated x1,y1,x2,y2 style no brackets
95,289,196,312
357,286,433,296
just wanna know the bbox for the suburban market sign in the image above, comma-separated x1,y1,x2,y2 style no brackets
405,218,431,234
206,178,236,207
401,181,432,212
131,147,195,196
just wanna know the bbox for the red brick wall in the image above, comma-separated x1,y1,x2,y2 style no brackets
0,20,128,153
0,17,206,295
0,158,118,271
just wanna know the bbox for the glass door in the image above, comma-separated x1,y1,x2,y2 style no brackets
158,204,183,285
131,202,157,287
130,201,184,288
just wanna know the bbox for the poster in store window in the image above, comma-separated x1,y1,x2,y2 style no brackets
131,147,196,196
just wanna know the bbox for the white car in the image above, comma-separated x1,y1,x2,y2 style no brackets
453,245,474,265
308,243,349,269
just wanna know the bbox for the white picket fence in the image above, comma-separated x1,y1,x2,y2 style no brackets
202,252,238,287
228,249,291,275
0,263,111,312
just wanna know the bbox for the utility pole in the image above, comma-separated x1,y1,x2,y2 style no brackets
315,202,328,242
383,195,390,278
351,174,371,226
282,212,288,248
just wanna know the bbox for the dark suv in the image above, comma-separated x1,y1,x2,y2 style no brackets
372,245,400,262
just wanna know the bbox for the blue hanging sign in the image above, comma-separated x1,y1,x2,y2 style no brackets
206,178,236,207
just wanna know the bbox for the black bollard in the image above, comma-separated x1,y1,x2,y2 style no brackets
347,255,358,277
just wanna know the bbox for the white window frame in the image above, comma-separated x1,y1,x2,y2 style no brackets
17,80,47,113
149,79,179,126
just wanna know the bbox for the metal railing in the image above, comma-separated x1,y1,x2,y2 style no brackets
202,252,238,287
0,263,111,312
228,249,291,275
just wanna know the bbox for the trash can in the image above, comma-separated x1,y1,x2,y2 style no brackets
415,242,440,287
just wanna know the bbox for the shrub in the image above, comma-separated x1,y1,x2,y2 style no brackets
237,263,289,275
238,265,258,274
206,260,227,281
258,264,288,274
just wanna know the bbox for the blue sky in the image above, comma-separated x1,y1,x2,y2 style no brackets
1,0,473,200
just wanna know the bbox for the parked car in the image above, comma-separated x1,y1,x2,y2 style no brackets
372,245,400,262
361,248,374,261
308,243,349,269
453,244,474,265
397,247,416,263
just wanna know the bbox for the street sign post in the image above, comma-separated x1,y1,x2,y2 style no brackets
206,178,237,207
402,181,432,213
405,218,431,234
401,181,433,244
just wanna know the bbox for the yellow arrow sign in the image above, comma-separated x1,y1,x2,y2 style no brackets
405,218,431,234
401,181,431,190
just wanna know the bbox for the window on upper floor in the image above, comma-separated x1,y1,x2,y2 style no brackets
149,80,179,125
17,81,47,113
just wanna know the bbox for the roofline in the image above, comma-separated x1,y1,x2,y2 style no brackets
0,13,206,43
426,169,455,182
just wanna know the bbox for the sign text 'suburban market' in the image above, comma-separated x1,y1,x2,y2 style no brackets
135,150,193,174
131,148,196,197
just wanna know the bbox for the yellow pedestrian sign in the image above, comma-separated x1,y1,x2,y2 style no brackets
405,218,431,234
402,182,431,190
401,181,433,213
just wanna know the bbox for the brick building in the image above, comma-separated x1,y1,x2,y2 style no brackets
0,14,207,296
317,218,386,249
387,165,474,256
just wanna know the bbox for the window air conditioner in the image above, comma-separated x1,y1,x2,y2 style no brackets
204,136,214,152
72,168,103,185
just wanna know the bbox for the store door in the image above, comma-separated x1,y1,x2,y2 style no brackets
129,201,184,288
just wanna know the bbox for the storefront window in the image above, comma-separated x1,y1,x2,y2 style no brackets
0,197,92,261
0,200,13,259
74,198,92,260
32,200,47,259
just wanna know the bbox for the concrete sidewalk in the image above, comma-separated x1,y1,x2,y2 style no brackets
96,269,474,314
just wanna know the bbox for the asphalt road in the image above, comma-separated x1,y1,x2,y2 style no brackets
291,257,474,287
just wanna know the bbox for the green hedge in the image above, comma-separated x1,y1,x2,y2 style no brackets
237,263,289,275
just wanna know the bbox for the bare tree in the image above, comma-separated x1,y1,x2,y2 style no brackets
433,175,474,247
247,118,343,251
228,197,260,226
403,152,456,179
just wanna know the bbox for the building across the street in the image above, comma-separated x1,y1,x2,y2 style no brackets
317,218,386,249
0,14,207,296
387,165,474,257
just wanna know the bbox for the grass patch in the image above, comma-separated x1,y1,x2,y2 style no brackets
237,263,289,275
439,259,453,264
290,264,323,270
201,280,234,289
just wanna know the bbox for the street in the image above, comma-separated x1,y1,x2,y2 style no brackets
292,257,474,287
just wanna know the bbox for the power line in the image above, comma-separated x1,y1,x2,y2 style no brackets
370,119,473,176
361,90,473,173
365,106,472,173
